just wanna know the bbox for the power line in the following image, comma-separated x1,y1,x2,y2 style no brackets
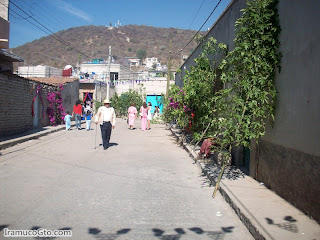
9,0,92,59
3,1,93,60
180,0,223,52
187,0,206,30
19,0,69,33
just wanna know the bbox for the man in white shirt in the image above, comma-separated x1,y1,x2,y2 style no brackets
95,99,116,150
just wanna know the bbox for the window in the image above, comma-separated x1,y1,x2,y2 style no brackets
110,72,118,81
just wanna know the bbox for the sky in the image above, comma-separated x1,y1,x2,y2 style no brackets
8,0,232,48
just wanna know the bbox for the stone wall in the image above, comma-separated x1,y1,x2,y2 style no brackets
0,73,79,137
61,80,79,114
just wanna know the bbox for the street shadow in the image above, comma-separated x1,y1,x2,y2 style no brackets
151,226,234,240
265,216,299,233
203,164,246,181
31,226,72,240
0,128,48,142
98,143,118,148
1,225,236,239
108,142,118,147
88,228,131,240
0,224,9,231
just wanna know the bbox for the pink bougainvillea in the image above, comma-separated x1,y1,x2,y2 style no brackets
47,84,66,126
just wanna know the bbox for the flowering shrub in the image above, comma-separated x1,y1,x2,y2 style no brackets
164,37,227,141
47,84,66,126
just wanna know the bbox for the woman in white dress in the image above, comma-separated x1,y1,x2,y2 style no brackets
147,102,152,130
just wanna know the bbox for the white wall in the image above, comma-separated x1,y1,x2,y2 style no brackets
18,65,62,77
113,77,174,96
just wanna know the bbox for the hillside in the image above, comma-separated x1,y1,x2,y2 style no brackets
11,25,200,70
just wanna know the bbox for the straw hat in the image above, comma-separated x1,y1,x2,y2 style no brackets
103,98,111,104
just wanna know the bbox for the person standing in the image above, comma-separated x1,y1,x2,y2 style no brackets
154,106,160,119
147,102,152,130
83,110,92,131
140,102,148,131
95,99,116,150
127,103,137,130
72,100,82,130
64,111,72,130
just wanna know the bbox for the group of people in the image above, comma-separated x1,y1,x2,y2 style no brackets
64,99,160,151
64,100,93,131
127,102,160,131
64,99,115,150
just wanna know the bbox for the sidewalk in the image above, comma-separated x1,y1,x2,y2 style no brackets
170,127,320,240
0,121,84,150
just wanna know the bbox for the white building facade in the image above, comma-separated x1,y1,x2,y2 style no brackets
18,65,62,78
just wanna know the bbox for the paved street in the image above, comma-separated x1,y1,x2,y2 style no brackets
0,119,253,240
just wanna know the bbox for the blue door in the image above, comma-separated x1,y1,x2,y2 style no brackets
146,95,164,114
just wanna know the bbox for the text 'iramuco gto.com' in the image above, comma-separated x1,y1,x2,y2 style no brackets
3,228,72,238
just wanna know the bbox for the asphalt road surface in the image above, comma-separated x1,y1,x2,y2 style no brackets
0,119,253,240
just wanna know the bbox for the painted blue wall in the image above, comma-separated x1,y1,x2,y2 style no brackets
146,95,164,113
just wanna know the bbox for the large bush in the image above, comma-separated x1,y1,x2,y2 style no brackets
111,89,144,117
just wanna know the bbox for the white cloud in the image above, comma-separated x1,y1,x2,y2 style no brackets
52,0,92,22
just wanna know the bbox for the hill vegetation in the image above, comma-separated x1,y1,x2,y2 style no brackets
11,25,200,70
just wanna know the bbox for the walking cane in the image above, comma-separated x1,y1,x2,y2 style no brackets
94,126,97,149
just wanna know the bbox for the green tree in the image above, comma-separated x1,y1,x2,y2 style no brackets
111,89,143,117
136,49,146,60
211,0,281,197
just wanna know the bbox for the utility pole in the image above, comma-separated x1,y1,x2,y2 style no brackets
166,40,172,99
180,48,184,65
106,46,112,100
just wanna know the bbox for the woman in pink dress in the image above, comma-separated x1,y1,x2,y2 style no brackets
127,103,137,130
140,102,148,131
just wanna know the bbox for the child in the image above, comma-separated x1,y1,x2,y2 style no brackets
83,109,92,131
64,111,72,130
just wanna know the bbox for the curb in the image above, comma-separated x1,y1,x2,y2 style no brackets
169,127,265,240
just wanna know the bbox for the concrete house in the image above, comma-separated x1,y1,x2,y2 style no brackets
175,0,320,222
18,65,63,78
145,57,159,69
78,59,135,103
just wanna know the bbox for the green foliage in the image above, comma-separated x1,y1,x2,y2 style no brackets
94,101,103,112
127,48,132,52
136,49,147,60
183,37,227,141
212,0,281,152
166,0,281,155
164,37,227,141
111,89,144,117
163,84,181,123
194,34,204,44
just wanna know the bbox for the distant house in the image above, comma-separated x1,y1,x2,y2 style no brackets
145,57,159,69
125,57,141,67
78,60,135,102
18,65,62,78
